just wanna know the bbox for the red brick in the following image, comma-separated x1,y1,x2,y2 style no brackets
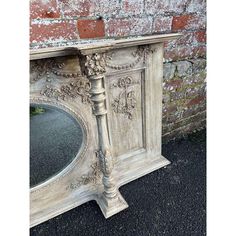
94,0,120,17
59,0,94,17
186,0,206,14
187,95,205,106
181,104,206,119
77,19,105,39
121,0,144,15
145,0,188,15
172,15,193,31
194,31,206,43
167,79,183,88
165,31,206,49
153,16,172,33
164,80,183,94
164,42,168,48
164,45,206,61
192,46,206,58
106,17,152,37
172,14,206,31
163,104,178,115
172,32,197,46
30,20,78,43
30,0,60,19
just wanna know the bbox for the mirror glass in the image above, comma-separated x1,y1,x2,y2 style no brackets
30,104,83,187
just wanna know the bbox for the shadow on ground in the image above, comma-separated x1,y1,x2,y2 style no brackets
30,129,206,236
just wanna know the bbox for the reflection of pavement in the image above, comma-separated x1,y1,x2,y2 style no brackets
30,107,83,187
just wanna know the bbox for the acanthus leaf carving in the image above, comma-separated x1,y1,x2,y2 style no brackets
95,149,113,176
84,53,106,76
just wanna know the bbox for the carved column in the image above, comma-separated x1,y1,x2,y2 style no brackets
79,51,128,218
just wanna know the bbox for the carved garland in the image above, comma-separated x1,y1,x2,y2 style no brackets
105,45,153,70
30,59,67,82
30,59,92,104
106,51,142,70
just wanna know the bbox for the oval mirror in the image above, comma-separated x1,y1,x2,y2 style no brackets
30,104,83,187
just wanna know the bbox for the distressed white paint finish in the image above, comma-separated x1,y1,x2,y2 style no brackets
30,34,181,227
106,69,144,157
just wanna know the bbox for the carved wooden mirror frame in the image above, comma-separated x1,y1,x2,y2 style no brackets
30,33,181,227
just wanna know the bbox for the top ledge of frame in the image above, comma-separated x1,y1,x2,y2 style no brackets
30,33,182,60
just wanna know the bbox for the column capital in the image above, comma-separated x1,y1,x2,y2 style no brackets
83,53,106,77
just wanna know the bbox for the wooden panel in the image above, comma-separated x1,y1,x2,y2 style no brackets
106,69,145,157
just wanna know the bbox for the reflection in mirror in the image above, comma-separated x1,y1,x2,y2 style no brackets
30,105,83,188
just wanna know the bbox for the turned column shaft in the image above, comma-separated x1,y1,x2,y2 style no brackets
90,75,117,199
79,52,118,201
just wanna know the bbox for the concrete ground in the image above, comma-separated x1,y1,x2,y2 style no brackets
30,129,206,236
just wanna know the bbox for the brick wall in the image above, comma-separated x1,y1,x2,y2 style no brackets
30,0,206,141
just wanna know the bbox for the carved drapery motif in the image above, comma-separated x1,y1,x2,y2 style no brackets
111,76,139,120
106,49,142,70
30,59,74,83
105,45,154,70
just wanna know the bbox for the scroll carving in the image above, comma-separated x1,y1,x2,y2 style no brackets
40,78,92,104
111,76,139,120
